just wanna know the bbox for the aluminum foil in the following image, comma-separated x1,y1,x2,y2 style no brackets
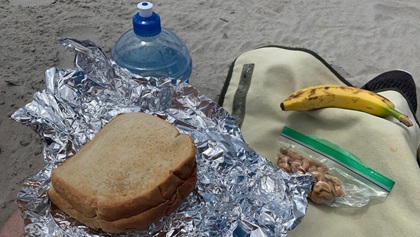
11,38,312,237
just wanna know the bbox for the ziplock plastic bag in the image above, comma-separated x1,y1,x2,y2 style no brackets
277,126,395,207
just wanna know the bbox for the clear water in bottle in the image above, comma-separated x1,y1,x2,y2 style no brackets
111,2,192,83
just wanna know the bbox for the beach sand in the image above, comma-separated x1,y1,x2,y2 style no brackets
1,0,420,232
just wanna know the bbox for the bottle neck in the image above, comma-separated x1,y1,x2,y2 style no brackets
132,12,161,37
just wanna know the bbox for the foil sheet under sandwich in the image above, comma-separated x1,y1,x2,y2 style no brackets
11,38,312,237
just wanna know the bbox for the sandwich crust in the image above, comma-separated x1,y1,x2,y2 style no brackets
48,112,197,233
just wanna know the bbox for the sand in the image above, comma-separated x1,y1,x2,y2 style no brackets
1,0,420,230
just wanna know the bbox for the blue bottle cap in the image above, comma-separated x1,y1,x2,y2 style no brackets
132,2,161,37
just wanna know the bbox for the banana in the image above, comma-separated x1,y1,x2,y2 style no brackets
280,84,413,127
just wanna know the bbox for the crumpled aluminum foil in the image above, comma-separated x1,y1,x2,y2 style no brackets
11,38,312,237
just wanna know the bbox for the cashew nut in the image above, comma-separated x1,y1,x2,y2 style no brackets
313,181,332,193
278,162,292,173
313,181,334,201
286,149,304,160
291,161,305,174
308,191,324,204
279,147,289,155
310,170,326,181
301,158,310,171
326,174,345,197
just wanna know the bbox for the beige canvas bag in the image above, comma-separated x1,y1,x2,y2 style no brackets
219,46,420,237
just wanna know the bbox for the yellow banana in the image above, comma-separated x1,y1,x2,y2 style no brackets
280,85,413,127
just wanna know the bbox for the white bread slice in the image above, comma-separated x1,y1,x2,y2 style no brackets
48,165,197,233
48,112,197,233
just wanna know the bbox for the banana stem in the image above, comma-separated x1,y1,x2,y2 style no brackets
398,115,413,127
387,108,413,127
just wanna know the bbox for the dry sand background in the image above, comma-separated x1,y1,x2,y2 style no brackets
1,0,420,229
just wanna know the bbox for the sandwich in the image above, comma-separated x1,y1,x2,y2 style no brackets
48,112,197,233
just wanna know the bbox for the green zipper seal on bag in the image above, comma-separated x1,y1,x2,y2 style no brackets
281,126,395,192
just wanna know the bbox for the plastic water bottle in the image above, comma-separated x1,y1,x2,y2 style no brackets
111,2,192,83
